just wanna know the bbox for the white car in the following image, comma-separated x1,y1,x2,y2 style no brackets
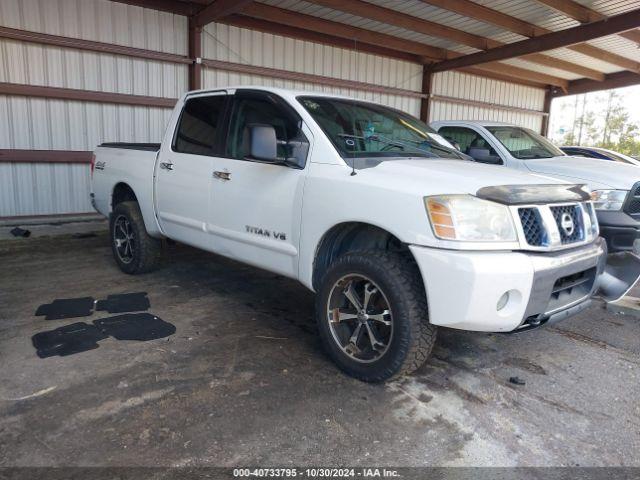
431,121,640,254
91,87,640,382
560,146,640,167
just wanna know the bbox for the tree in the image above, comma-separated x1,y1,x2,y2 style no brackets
617,123,640,157
598,91,629,149
557,88,640,158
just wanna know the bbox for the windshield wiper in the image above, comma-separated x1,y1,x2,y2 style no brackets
518,154,554,159
337,133,437,158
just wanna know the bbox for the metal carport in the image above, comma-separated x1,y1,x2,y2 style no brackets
1,0,640,217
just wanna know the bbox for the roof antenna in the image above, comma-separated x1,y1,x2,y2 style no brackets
350,37,358,176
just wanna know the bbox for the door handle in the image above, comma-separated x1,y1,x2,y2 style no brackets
160,162,173,170
213,171,231,181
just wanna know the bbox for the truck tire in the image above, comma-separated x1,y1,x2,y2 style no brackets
315,251,437,382
110,201,161,274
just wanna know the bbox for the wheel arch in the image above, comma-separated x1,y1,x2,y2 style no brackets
110,181,163,238
111,182,138,209
311,221,418,291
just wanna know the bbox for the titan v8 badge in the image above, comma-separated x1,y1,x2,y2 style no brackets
246,226,286,241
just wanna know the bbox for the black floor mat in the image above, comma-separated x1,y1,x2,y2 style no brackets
95,292,150,313
32,322,108,358
35,297,95,320
94,313,176,341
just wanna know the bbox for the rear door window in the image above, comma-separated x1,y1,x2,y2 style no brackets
173,94,227,156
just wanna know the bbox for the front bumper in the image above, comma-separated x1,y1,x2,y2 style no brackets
410,238,612,333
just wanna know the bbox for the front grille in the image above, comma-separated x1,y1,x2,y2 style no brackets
516,202,591,250
550,205,584,244
518,208,544,246
625,182,640,215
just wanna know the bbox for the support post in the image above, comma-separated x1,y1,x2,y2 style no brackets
420,67,433,123
189,17,203,91
540,87,553,136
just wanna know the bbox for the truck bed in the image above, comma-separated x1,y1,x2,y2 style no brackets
91,144,160,235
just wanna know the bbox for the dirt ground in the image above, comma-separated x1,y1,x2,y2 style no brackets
1,224,639,467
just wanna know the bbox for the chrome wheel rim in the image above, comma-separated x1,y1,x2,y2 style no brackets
326,274,393,363
113,214,135,264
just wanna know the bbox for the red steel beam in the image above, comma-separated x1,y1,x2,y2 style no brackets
200,58,426,98
420,69,433,122
0,150,93,164
188,17,203,90
551,71,640,97
109,0,196,16
223,15,423,64
0,83,177,108
239,3,448,60
193,0,255,27
0,26,191,65
431,8,640,72
540,88,553,136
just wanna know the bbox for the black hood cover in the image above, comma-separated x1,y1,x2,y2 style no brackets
476,184,590,205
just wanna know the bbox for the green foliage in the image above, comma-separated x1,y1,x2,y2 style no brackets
559,90,640,158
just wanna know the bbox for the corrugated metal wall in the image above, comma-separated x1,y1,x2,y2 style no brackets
430,71,546,131
201,23,424,117
200,23,545,129
0,0,546,218
0,0,187,216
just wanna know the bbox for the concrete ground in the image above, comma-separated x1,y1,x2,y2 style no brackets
1,224,639,467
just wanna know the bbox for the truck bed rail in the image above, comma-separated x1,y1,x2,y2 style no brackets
99,143,160,152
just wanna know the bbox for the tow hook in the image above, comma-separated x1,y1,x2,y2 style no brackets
597,252,640,303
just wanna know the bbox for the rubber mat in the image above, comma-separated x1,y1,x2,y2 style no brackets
94,313,176,341
32,322,108,358
35,297,95,320
95,292,150,314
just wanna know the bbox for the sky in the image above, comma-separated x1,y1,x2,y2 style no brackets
547,84,640,145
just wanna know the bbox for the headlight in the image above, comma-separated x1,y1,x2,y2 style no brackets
425,195,517,242
590,190,627,211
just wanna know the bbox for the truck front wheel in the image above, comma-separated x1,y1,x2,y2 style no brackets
315,251,437,382
110,201,161,274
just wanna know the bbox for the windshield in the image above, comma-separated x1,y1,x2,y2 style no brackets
485,126,564,160
298,96,463,160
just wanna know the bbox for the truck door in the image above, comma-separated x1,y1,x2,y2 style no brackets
155,92,228,251
207,90,310,278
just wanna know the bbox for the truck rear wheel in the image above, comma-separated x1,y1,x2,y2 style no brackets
110,201,161,274
315,251,437,382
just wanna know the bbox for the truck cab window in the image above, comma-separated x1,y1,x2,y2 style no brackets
438,126,496,157
227,97,299,160
173,95,226,156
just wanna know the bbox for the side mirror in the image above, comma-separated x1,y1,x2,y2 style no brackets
248,124,278,162
468,147,502,165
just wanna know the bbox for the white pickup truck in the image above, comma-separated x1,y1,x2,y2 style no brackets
91,87,640,382
431,120,640,254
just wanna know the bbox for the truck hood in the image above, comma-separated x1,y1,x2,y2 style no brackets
523,156,640,190
365,158,568,196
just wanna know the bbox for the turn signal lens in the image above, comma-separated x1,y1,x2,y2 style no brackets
426,198,456,239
